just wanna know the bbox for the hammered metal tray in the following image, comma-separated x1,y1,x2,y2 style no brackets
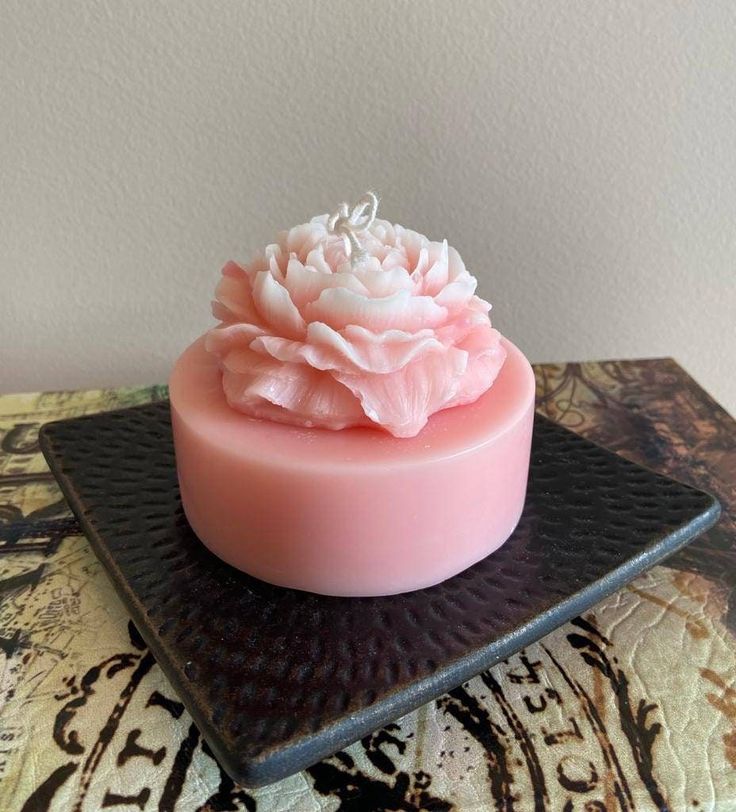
39,402,720,787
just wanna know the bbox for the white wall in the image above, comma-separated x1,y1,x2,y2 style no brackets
2,1,734,413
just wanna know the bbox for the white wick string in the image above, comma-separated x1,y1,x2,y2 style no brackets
327,191,379,267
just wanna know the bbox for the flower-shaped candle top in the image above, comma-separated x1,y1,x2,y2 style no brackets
205,194,507,438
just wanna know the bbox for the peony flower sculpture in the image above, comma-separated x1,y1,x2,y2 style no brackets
170,192,535,596
205,193,506,438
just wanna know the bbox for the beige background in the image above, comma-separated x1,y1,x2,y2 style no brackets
2,1,734,412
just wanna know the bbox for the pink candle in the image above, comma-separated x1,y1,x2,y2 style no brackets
170,194,535,596
170,336,533,596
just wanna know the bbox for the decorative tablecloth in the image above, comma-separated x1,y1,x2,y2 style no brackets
0,359,734,811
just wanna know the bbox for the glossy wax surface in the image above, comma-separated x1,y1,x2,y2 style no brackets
169,336,535,596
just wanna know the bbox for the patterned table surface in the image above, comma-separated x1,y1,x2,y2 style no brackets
0,358,734,812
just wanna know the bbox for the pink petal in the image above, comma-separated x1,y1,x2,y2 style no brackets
322,235,351,270
447,245,468,281
211,267,262,324
252,323,443,375
433,274,477,311
219,345,276,375
263,244,287,279
368,218,398,245
284,257,369,309
304,288,447,332
457,321,501,354
329,324,444,372
252,270,307,339
248,335,312,365
304,247,334,276
221,260,247,280
446,336,507,409
335,347,468,438
352,265,414,298
205,323,267,357
408,250,428,287
434,309,491,346
282,221,326,260
421,240,449,295
470,295,492,314
379,246,410,272
396,226,425,269
220,346,367,430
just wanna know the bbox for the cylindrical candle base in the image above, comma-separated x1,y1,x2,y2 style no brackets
170,336,535,596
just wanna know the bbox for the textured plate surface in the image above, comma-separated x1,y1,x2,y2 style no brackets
39,402,720,787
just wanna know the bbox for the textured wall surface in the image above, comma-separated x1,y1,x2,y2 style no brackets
2,1,734,412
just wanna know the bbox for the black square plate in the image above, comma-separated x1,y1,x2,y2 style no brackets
39,403,720,787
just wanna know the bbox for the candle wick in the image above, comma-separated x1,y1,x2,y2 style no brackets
327,192,379,267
